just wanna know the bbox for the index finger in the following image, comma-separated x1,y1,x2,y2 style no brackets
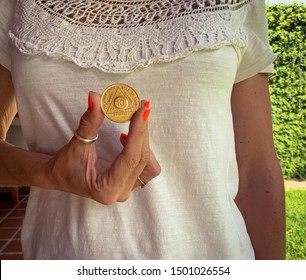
100,101,151,192
121,100,150,169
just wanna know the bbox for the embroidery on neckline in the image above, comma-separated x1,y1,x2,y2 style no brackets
10,0,252,73
35,0,249,27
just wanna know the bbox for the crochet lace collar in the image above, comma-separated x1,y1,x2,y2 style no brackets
10,0,252,73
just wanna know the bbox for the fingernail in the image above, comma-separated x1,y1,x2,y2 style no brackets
144,100,150,108
143,109,151,122
88,92,94,112
121,133,128,140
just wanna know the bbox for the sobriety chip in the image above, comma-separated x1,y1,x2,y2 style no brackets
100,84,141,123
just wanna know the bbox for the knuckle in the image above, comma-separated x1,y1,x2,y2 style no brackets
97,190,131,205
97,193,117,205
99,198,115,206
141,148,151,164
79,114,91,128
94,177,118,205
95,175,132,205
117,194,130,203
153,163,162,177
125,153,142,170
125,149,150,171
146,161,161,179
78,112,100,133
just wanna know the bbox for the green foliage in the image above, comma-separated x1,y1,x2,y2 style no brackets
267,4,306,179
285,190,306,260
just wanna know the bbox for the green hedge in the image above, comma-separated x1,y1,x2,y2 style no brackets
286,189,306,260
267,4,306,179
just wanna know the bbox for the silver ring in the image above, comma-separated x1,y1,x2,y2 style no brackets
74,130,98,144
137,177,146,188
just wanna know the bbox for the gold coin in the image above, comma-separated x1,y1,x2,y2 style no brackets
100,84,141,123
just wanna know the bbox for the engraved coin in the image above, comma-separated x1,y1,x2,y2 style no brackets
100,84,141,123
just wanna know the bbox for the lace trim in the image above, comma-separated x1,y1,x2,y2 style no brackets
10,0,252,73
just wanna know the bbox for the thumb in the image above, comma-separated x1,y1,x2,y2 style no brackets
77,91,105,139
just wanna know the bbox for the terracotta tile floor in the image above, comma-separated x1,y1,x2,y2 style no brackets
0,187,29,260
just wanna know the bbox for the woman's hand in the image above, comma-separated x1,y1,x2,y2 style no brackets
44,92,161,205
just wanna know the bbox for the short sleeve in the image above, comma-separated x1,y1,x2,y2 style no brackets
0,0,16,71
235,0,276,83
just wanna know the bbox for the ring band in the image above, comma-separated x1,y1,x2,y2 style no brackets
137,177,146,188
74,130,99,144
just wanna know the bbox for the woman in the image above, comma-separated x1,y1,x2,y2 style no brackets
0,0,285,259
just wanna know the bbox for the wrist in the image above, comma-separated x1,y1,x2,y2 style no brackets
0,139,54,188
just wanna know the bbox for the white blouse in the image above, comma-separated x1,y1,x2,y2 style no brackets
0,0,276,259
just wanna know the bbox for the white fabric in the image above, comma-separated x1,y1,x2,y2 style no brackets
0,0,276,259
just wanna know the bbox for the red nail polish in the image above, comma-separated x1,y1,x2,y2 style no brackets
144,100,150,108
143,109,151,122
88,92,94,112
121,133,128,140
